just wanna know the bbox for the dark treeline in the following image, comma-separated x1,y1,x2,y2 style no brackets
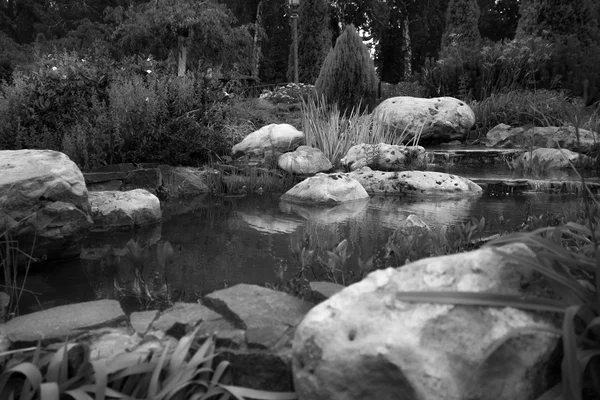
1,0,599,103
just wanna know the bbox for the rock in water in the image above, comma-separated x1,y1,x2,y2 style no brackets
0,149,93,259
374,96,475,144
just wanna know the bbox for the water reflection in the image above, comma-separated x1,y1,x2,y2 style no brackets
17,191,586,314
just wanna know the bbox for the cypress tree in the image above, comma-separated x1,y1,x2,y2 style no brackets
287,0,331,84
315,24,379,114
441,0,481,50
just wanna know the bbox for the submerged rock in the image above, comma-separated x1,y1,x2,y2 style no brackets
281,173,369,204
232,123,304,158
292,243,561,400
89,189,162,231
278,145,333,175
373,96,475,144
347,167,482,196
0,149,93,259
340,143,427,171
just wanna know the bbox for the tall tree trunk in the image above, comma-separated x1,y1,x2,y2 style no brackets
178,35,188,77
251,1,263,79
401,14,412,79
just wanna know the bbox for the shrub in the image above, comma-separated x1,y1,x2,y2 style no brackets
470,89,578,137
315,24,379,114
378,80,427,100
0,51,110,152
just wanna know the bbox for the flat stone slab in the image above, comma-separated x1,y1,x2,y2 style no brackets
150,302,233,336
1,300,126,343
83,171,127,184
204,284,313,349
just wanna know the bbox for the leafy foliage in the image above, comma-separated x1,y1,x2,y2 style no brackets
315,24,378,114
0,329,297,399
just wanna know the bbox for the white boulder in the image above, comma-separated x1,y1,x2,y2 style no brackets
374,96,475,143
292,243,560,400
232,123,304,157
0,150,93,259
281,173,369,204
347,167,482,196
278,145,332,174
89,189,161,231
340,143,427,171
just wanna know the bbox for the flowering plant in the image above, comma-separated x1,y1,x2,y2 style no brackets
259,82,315,104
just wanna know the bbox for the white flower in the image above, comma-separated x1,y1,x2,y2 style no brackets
145,97,149,102
52,66,58,71
146,70,152,74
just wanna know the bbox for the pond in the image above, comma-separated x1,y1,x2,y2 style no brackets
16,181,588,315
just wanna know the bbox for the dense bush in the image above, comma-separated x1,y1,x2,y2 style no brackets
422,35,556,101
259,83,316,104
0,51,261,169
470,89,579,136
315,24,379,114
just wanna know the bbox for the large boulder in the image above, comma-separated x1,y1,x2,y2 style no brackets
340,143,427,171
89,189,161,231
278,145,332,174
280,173,369,205
374,96,475,144
292,243,561,400
512,148,594,170
347,167,482,196
0,150,93,259
487,124,600,153
232,124,304,158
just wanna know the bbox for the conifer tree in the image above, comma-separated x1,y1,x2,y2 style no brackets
287,0,331,84
441,0,481,50
315,24,379,113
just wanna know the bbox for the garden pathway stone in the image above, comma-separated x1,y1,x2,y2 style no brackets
1,300,126,343
204,284,313,350
150,302,233,337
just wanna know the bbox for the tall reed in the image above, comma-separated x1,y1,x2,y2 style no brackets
301,96,414,168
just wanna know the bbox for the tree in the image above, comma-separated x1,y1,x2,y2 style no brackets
315,24,379,113
441,0,481,50
478,0,520,42
259,0,290,83
112,0,253,76
288,0,332,84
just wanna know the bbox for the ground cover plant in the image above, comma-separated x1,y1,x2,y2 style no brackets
0,328,297,400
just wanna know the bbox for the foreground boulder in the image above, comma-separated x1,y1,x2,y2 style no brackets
374,96,475,144
340,143,427,171
89,189,161,231
347,167,482,196
281,173,369,204
512,148,594,170
0,150,93,259
292,243,561,400
486,124,600,153
278,145,332,174
232,123,304,158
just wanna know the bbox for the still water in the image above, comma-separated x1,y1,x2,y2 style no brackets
17,188,586,315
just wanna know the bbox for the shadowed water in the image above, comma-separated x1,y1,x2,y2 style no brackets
15,187,586,315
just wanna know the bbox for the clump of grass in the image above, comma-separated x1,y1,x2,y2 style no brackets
0,327,297,399
301,96,418,168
